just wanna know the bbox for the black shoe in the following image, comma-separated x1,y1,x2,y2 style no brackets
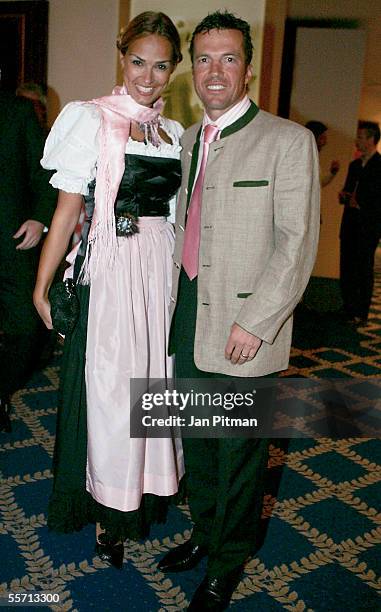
95,535,124,569
0,397,11,433
158,540,207,573
188,569,242,611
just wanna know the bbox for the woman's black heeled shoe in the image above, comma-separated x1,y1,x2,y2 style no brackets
95,534,124,569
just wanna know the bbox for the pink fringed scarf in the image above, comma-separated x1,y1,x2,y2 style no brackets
78,85,164,284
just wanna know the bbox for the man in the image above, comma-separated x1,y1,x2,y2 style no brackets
0,92,56,432
339,121,381,325
158,11,320,611
305,120,340,187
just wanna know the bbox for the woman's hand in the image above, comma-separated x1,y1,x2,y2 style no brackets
33,291,53,329
33,191,83,331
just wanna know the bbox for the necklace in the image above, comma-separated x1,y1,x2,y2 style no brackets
137,117,161,147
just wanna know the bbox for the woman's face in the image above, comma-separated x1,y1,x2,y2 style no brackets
120,34,175,107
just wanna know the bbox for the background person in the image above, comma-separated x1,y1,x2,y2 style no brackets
305,120,340,187
16,82,48,131
0,92,56,433
158,11,320,611
339,120,381,325
33,12,184,568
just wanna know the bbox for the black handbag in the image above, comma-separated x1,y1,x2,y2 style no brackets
49,279,80,335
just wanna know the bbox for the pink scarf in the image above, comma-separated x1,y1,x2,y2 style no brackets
78,85,164,284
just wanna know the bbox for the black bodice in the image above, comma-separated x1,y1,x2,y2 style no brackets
83,153,181,221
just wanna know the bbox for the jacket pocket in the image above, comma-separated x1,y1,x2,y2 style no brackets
233,180,269,187
237,292,253,298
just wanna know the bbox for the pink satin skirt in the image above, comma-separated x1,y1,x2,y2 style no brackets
85,217,184,512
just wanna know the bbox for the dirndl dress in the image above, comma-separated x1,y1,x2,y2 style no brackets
41,102,185,541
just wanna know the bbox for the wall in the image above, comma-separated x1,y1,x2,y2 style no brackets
47,0,119,124
289,0,381,129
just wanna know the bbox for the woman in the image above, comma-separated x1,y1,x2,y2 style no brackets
33,12,184,568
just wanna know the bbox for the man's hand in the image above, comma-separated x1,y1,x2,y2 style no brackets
225,323,262,365
13,220,44,250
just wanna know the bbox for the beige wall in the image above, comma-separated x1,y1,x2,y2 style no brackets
289,0,381,130
47,0,119,124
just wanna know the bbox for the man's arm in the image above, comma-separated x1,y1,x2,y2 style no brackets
24,99,57,228
11,100,57,250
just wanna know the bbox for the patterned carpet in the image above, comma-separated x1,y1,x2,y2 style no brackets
1,257,381,611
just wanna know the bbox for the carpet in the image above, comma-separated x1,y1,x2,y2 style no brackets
1,259,381,611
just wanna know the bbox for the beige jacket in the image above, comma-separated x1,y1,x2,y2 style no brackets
171,104,320,376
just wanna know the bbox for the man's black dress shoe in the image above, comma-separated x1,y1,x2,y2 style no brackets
158,540,207,573
0,397,11,433
187,569,242,611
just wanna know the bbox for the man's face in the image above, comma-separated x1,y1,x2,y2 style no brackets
356,129,375,156
192,28,252,120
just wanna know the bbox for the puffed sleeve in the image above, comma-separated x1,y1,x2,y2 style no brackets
41,101,101,195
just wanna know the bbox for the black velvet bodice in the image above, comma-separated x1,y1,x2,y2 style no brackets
83,153,181,221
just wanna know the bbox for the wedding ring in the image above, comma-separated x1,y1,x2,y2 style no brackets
241,353,249,358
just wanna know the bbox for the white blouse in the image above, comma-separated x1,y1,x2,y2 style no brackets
41,101,184,221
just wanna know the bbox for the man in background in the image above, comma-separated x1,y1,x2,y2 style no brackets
16,82,48,131
305,120,340,188
0,92,56,432
339,120,381,325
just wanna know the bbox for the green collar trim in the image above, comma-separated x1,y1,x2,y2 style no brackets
185,101,260,207
194,99,260,145
221,100,260,138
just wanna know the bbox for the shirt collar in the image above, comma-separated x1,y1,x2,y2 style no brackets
202,95,251,136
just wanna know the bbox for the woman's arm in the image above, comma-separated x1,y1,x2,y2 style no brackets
33,191,83,329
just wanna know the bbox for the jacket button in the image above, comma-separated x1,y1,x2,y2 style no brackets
174,261,180,269
170,296,176,303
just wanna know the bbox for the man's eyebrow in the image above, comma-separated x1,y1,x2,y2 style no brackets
195,51,240,58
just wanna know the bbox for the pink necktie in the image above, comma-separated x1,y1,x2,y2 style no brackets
182,124,220,280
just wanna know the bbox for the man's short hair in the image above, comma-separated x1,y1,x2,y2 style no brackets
358,120,380,145
305,120,327,140
16,82,47,107
189,10,253,66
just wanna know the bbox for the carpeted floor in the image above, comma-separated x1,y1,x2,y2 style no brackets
1,257,381,611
